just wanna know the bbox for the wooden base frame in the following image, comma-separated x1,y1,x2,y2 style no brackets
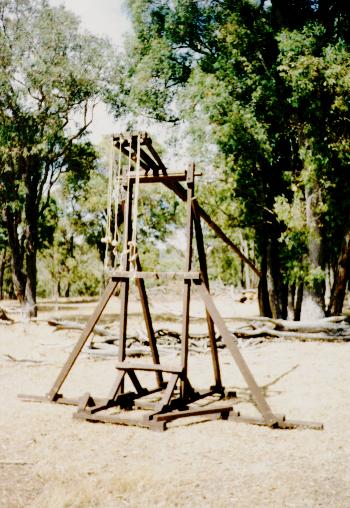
19,132,323,432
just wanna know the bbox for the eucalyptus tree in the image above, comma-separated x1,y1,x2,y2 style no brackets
0,0,122,315
120,0,349,317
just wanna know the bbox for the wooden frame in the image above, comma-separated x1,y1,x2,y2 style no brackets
19,132,323,432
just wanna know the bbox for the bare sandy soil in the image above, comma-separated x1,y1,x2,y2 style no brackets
1,290,350,507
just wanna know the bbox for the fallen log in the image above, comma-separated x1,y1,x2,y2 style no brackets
234,327,350,342
47,317,350,349
270,318,350,334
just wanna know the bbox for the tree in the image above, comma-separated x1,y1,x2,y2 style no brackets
278,23,350,316
119,0,349,317
0,0,121,315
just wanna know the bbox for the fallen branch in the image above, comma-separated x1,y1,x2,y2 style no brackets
234,327,350,342
48,319,118,341
3,354,43,363
0,307,14,323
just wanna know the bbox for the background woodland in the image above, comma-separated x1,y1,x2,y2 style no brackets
0,0,349,320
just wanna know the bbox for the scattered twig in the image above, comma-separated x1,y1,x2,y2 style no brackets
3,354,43,364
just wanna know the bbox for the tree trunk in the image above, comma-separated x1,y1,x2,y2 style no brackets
0,248,6,300
3,207,26,301
328,231,350,315
305,185,326,317
294,283,304,321
288,283,296,319
24,229,38,317
266,237,288,319
24,169,39,318
258,240,272,317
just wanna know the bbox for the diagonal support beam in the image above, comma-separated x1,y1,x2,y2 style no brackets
47,279,119,401
195,279,277,425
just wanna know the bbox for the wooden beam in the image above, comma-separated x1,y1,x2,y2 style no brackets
195,280,277,425
46,279,119,401
115,362,182,374
109,271,201,280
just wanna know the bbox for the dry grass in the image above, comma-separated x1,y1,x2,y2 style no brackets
1,292,350,507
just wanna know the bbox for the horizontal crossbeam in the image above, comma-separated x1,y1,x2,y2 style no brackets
115,362,183,374
110,271,201,281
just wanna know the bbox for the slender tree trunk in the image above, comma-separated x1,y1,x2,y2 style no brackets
24,168,39,317
266,237,288,319
288,283,296,319
328,231,350,315
22,156,44,317
3,207,26,301
24,226,38,317
288,283,304,320
294,283,304,321
258,239,272,317
305,185,326,317
0,248,7,300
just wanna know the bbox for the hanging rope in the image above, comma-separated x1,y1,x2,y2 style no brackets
111,140,123,267
119,136,134,270
128,133,141,270
102,138,115,271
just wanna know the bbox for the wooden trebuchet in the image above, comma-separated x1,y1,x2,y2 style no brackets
18,131,323,432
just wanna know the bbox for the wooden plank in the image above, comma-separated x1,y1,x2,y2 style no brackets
154,403,234,422
46,279,119,401
180,163,195,398
229,413,323,430
18,393,107,407
131,174,186,183
73,410,152,428
196,281,277,425
115,361,182,373
110,271,200,280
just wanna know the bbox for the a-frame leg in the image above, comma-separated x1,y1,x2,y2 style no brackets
45,279,120,402
195,279,277,425
135,256,163,387
193,211,222,391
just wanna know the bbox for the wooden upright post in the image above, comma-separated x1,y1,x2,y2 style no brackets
193,211,222,391
117,177,133,394
180,163,195,399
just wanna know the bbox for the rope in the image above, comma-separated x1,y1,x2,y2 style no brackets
102,138,114,270
128,133,141,270
119,136,134,270
112,141,123,267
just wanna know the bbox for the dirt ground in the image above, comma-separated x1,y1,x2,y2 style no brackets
1,290,350,507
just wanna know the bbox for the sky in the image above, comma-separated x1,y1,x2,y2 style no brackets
49,0,132,142
47,1,187,167
49,0,131,46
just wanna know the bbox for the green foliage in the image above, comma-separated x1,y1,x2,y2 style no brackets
38,237,101,298
118,0,350,314
0,0,121,304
